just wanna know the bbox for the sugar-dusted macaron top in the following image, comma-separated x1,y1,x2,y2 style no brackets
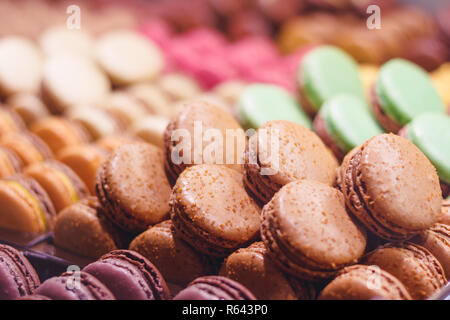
249,120,338,186
375,59,444,126
319,94,384,153
265,180,366,267
405,113,450,184
299,45,364,112
358,134,442,232
172,164,260,243
238,83,311,129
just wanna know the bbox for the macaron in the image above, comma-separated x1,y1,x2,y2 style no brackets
129,115,169,148
163,100,246,184
23,160,89,213
318,265,412,300
411,224,450,279
400,113,450,198
0,131,52,166
6,93,50,127
157,72,202,102
41,53,110,114
0,244,40,300
0,36,42,97
314,94,384,160
30,116,90,155
244,120,338,205
83,250,171,300
35,271,115,300
173,276,256,300
54,197,130,259
95,134,140,153
126,82,173,118
18,294,51,300
297,45,365,115
441,199,450,226
261,179,367,281
212,80,248,106
0,107,26,137
237,83,311,130
39,26,94,58
219,242,316,300
340,134,442,240
170,164,260,257
362,242,447,300
371,59,444,133
57,144,107,194
129,220,216,287
0,146,22,178
67,106,125,141
0,174,55,233
96,30,164,86
96,142,171,233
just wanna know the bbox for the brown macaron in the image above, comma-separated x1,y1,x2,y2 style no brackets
318,265,412,300
0,146,22,178
0,131,52,166
260,179,367,281
0,174,55,233
23,160,89,213
340,133,442,240
170,164,261,257
129,220,216,287
96,142,171,233
57,144,108,194
163,100,245,185
441,199,450,226
54,196,130,259
411,223,450,279
362,242,447,300
244,120,338,205
30,116,90,155
219,242,316,300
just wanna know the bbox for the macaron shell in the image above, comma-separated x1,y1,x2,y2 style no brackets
363,242,447,300
318,265,412,300
0,132,52,166
441,200,450,225
219,242,314,300
170,165,260,257
129,220,215,287
375,59,444,126
356,134,442,235
405,113,450,184
96,142,171,233
0,108,25,137
6,93,49,127
130,115,170,149
126,83,173,118
299,46,364,112
0,146,22,178
237,83,311,129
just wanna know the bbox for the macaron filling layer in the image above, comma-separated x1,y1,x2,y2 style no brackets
52,169,79,203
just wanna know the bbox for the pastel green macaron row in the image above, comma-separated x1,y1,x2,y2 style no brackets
299,46,365,112
320,94,384,153
405,113,450,184
237,83,311,129
375,59,444,126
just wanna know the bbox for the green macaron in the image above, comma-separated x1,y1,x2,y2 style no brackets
404,113,450,184
373,59,444,131
237,83,311,130
298,46,364,114
316,94,384,156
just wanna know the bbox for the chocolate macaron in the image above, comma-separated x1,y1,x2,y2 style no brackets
170,164,260,257
318,265,412,300
371,59,444,133
83,250,171,300
54,197,130,259
163,100,246,184
35,271,115,300
261,179,367,281
23,160,89,213
340,133,442,240
0,244,40,300
96,142,171,233
362,242,447,300
0,174,55,233
173,276,256,300
244,120,338,205
220,242,316,300
129,220,216,287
